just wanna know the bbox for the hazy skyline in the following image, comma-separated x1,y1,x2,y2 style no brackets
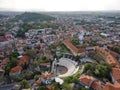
0,0,120,11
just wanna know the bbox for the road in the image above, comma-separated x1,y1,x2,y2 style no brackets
0,80,35,90
0,84,14,90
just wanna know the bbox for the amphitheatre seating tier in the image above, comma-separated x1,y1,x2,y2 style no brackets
58,58,79,77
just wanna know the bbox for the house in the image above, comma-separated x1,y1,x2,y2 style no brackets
112,68,120,83
33,72,53,90
9,66,22,76
95,46,118,67
40,72,52,80
79,74,120,90
103,82,120,90
5,33,13,40
0,58,9,69
79,74,104,90
0,37,14,55
18,56,30,66
79,46,120,90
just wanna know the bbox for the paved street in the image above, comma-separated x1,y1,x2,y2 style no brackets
0,80,34,90
0,84,14,90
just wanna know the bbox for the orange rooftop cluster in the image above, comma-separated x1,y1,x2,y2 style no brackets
79,46,120,90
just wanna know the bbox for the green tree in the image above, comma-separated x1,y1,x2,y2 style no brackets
9,58,18,67
75,55,80,61
112,46,120,54
9,52,19,60
38,85,46,90
33,60,39,68
20,79,29,89
7,52,18,68
78,86,90,90
34,75,40,81
25,49,37,59
15,12,55,22
62,82,72,90
39,56,49,63
95,64,111,78
53,82,61,90
40,38,44,43
5,63,12,75
17,29,25,37
89,41,97,46
84,63,93,72
24,71,34,80
70,37,80,46
0,32,4,36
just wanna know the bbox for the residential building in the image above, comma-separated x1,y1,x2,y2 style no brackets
63,40,85,56
9,66,22,76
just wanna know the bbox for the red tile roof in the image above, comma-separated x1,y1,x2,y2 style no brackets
63,40,79,53
1,58,9,65
95,46,118,66
112,68,120,83
18,56,30,66
79,75,120,90
79,75,104,89
108,50,119,58
79,46,120,90
104,82,120,90
79,74,94,86
63,40,84,56
40,72,52,80
10,66,22,74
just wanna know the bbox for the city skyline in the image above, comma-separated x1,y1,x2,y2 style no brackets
0,0,120,12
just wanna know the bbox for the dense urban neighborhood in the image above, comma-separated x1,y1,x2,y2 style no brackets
0,12,120,90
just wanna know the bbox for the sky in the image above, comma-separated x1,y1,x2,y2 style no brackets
0,0,120,11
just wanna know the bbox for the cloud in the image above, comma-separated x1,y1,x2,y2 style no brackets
0,0,120,11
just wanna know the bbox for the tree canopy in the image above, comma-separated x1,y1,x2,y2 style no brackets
84,63,111,81
14,12,55,22
0,14,8,18
111,45,120,54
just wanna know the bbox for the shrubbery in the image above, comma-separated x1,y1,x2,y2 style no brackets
84,63,111,81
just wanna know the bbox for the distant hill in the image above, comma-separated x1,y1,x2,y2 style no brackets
14,12,55,22
0,14,8,18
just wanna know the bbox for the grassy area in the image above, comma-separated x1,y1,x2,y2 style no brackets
49,41,70,56
56,41,70,52
61,67,82,89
